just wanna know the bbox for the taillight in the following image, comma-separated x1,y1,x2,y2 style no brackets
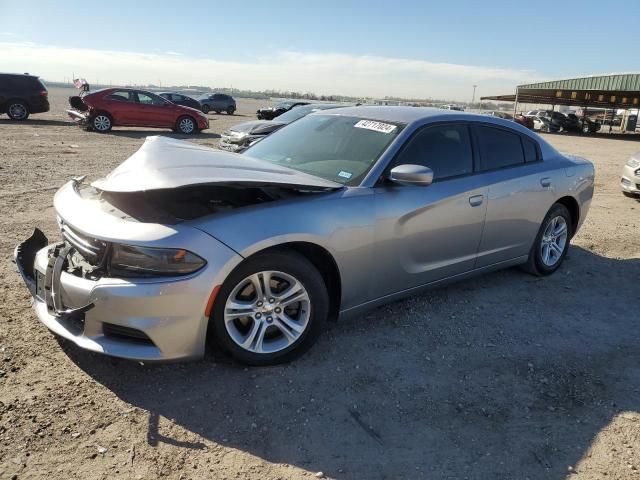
39,90,48,96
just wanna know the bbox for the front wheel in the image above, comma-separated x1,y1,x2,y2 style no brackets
176,116,196,134
226,106,236,115
522,203,572,276
210,251,328,365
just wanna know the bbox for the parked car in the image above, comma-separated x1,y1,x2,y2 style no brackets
440,104,464,111
483,110,533,129
158,92,202,111
0,72,49,120
564,113,601,133
66,88,209,134
220,103,348,152
531,111,564,133
199,93,236,114
620,153,640,197
15,107,594,365
256,100,309,120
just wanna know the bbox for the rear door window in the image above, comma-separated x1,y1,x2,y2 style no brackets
106,91,132,102
476,125,525,170
394,124,473,180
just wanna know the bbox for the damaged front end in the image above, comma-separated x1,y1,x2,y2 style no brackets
13,137,341,360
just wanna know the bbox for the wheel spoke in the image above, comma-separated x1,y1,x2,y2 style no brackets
276,280,306,306
553,222,567,236
542,244,551,264
276,312,305,334
261,271,273,298
249,273,265,300
550,242,563,256
240,319,263,351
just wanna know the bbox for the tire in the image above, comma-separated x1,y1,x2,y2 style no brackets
201,104,210,114
210,251,329,366
521,203,572,276
91,112,112,133
7,100,29,120
176,115,196,134
226,106,236,115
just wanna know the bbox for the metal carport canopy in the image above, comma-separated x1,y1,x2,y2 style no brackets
481,73,640,108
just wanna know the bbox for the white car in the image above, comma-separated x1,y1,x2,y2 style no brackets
621,154,640,197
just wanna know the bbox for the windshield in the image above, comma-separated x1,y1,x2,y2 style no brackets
276,105,318,123
244,114,403,185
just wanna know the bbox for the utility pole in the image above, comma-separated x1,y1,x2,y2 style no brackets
472,85,477,106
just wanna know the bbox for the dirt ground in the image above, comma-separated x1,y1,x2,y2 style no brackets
0,87,639,480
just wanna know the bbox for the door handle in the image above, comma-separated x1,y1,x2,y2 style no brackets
540,177,552,187
469,195,484,207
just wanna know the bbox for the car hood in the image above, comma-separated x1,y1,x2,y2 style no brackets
230,120,286,135
92,136,342,193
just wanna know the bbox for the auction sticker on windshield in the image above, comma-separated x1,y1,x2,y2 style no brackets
354,119,397,134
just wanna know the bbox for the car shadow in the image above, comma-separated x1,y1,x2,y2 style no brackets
103,129,221,140
0,118,74,127
60,246,640,479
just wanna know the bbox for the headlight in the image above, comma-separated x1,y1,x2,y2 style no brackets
110,244,206,277
626,157,640,168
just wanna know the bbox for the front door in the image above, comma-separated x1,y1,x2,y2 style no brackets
373,123,487,298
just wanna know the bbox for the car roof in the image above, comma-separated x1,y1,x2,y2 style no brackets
312,105,469,124
0,72,40,78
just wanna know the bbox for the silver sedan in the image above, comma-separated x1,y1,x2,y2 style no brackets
15,107,594,364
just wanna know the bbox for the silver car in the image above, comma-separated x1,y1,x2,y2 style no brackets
15,107,594,365
621,153,640,197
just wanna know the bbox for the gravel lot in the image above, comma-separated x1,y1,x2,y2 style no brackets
1,87,639,480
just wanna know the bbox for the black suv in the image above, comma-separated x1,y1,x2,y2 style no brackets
0,73,50,120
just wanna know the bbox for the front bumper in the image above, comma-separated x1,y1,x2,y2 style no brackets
621,164,640,194
15,225,240,362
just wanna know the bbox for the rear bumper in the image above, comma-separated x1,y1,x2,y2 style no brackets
29,98,50,114
66,109,88,124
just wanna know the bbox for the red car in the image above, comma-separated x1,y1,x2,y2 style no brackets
67,88,209,134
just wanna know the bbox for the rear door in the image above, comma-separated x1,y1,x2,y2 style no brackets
134,91,175,127
373,123,488,297
102,90,136,124
472,124,556,267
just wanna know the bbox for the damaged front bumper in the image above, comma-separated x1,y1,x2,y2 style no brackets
14,208,241,362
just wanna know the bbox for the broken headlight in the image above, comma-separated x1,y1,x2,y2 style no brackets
110,245,206,277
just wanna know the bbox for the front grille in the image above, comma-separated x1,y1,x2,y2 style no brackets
59,220,108,265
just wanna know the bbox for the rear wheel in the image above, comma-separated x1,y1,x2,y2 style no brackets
201,104,210,114
7,101,29,120
226,106,236,115
522,203,572,276
91,112,112,133
210,251,328,365
176,116,196,134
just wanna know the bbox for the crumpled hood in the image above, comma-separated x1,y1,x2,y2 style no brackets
92,136,342,193
230,120,286,135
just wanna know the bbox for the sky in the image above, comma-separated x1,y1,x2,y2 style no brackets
1,0,639,101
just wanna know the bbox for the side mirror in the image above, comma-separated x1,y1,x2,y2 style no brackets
389,164,434,186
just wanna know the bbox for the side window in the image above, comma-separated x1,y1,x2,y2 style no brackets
106,91,131,102
137,93,164,106
394,124,473,180
174,95,184,101
522,137,539,163
476,125,525,170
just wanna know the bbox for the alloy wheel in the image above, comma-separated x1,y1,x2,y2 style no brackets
224,270,311,354
93,115,111,131
540,216,568,267
179,117,194,133
8,103,27,120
